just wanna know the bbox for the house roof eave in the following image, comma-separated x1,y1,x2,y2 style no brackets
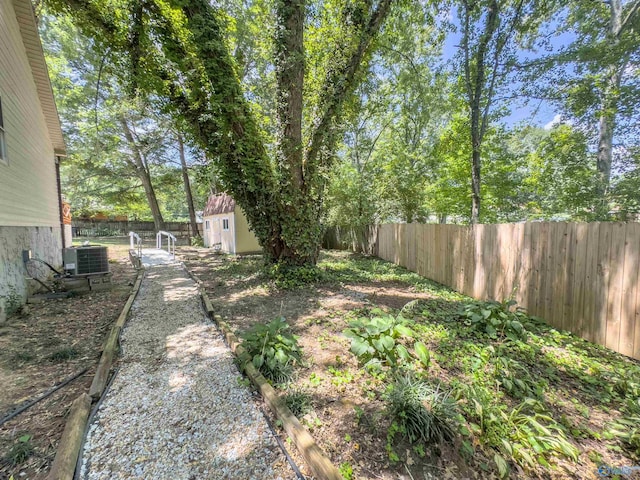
12,0,67,157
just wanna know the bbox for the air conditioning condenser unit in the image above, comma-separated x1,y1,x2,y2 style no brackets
63,246,110,276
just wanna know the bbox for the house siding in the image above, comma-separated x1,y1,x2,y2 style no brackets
0,0,64,314
0,0,59,228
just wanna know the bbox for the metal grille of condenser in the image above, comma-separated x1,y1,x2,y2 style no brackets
63,246,109,275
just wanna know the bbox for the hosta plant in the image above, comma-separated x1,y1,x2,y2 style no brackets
343,312,430,372
240,317,302,384
461,299,533,341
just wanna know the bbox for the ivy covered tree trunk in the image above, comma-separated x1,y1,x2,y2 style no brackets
266,0,319,265
47,0,393,266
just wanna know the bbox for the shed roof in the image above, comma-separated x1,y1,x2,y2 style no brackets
204,193,236,216
12,0,66,156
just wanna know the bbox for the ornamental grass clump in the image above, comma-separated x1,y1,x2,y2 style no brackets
386,374,458,444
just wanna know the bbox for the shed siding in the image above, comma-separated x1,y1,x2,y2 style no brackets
0,0,59,227
234,206,261,254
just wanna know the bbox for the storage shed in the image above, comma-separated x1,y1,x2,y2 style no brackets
202,193,261,254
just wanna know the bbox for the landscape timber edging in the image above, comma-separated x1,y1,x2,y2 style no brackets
45,393,92,480
47,268,144,480
194,280,343,480
89,270,144,399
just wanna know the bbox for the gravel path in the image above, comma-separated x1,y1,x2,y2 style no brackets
80,263,296,480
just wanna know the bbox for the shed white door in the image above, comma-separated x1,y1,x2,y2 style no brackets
212,218,222,246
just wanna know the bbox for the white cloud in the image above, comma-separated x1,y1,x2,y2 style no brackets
543,114,562,130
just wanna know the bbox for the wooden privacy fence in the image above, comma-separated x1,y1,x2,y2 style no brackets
323,225,378,255
376,222,640,361
72,220,202,239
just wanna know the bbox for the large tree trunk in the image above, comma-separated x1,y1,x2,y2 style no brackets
595,0,627,217
596,88,616,193
119,116,165,232
275,0,304,191
268,0,317,265
470,141,482,224
177,134,200,240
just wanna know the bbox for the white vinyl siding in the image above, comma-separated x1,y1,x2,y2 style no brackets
0,0,59,227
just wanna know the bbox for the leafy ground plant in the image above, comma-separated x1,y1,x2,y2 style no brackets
240,317,302,384
499,399,579,471
48,346,80,362
609,414,640,456
343,311,430,371
1,287,22,317
263,263,324,289
461,299,533,340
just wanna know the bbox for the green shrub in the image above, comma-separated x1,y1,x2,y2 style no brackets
240,317,302,384
386,374,458,444
264,263,324,289
5,435,33,466
343,312,430,372
460,299,533,341
190,235,204,247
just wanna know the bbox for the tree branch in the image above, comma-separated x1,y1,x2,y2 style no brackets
305,0,394,176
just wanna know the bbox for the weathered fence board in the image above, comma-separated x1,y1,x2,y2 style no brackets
370,222,640,361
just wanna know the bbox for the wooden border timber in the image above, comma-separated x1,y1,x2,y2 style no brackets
46,393,92,480
196,284,342,480
89,270,144,399
46,269,144,480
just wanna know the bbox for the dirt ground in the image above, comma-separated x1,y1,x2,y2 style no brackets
0,241,136,480
179,248,478,480
178,247,640,480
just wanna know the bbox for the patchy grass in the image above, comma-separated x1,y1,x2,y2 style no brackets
47,346,81,363
179,248,640,480
4,435,34,466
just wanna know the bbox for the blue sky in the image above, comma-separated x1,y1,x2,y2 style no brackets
439,10,576,130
